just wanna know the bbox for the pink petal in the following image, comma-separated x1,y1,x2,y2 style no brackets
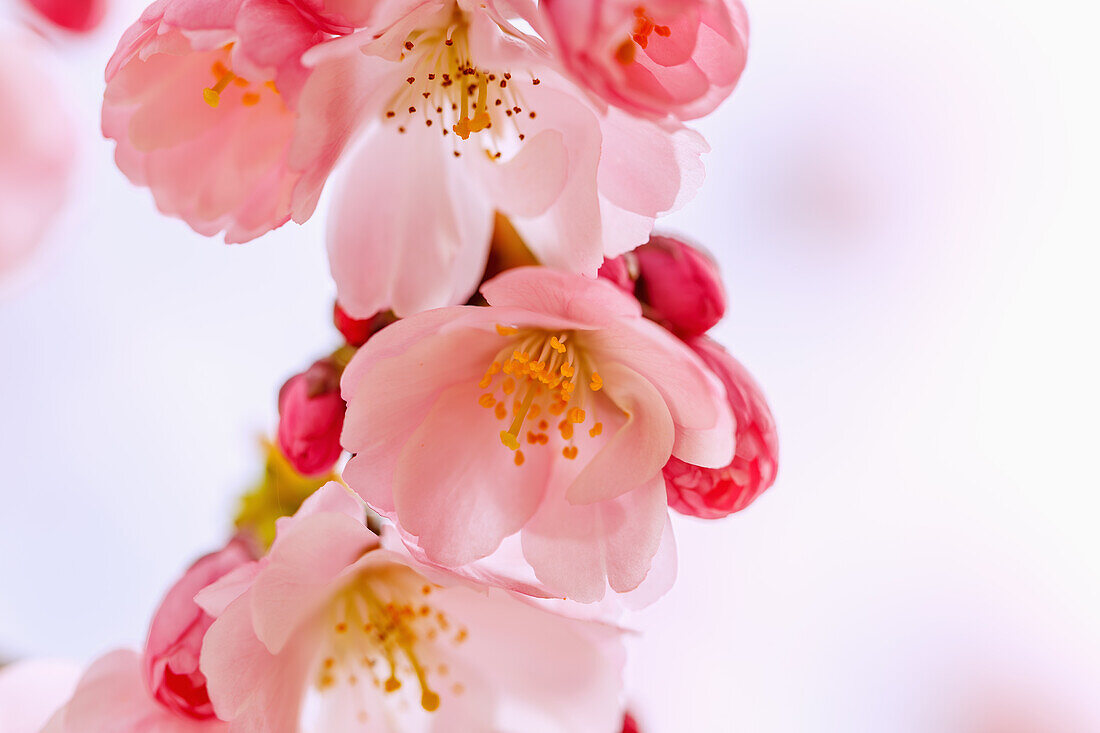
522,473,668,602
480,266,642,323
565,362,675,504
391,380,553,566
326,124,495,318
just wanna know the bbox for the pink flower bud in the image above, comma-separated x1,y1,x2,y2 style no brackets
143,538,254,720
634,235,726,337
598,254,638,294
663,337,778,518
622,712,641,733
26,0,107,33
333,302,396,347
277,359,346,476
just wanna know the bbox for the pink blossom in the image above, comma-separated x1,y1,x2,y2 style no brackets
664,336,778,518
323,0,707,318
199,482,627,732
0,29,76,284
286,0,381,34
277,358,346,476
42,650,227,733
634,234,725,337
102,0,369,243
340,267,733,602
540,0,749,121
25,0,107,33
0,659,81,733
143,537,255,720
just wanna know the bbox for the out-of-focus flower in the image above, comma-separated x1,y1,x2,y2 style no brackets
0,29,76,285
200,483,627,732
664,336,777,518
25,0,107,33
334,302,396,347
143,538,255,720
633,234,725,337
42,650,226,732
541,0,749,121
0,659,81,733
341,267,732,602
102,0,368,243
324,0,707,318
278,358,346,476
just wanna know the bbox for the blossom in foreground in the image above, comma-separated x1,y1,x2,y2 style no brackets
278,358,347,476
42,650,226,733
0,659,81,733
664,336,777,518
144,537,255,719
26,0,107,33
0,29,76,284
540,0,750,121
102,0,367,242
200,482,626,732
324,0,707,318
341,267,733,602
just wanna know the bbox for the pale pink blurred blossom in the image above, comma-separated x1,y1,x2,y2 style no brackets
25,0,107,33
199,483,627,732
323,0,707,318
277,358,346,476
0,659,81,733
102,0,368,242
664,336,777,518
540,0,749,121
340,267,733,602
143,538,255,720
0,29,76,284
42,650,226,733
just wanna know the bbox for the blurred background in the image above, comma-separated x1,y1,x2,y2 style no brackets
1,0,1098,730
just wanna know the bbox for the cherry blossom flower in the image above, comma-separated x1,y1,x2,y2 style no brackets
540,0,750,121
278,358,347,477
664,336,777,518
0,659,80,733
143,538,256,720
199,482,627,732
340,267,733,602
42,650,227,733
0,28,76,285
26,0,107,33
102,0,368,242
323,0,707,318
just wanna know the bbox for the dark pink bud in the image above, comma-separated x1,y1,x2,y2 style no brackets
622,712,641,733
333,302,395,347
663,337,778,518
598,253,637,294
277,359,346,476
634,235,726,337
143,538,254,719
25,0,107,32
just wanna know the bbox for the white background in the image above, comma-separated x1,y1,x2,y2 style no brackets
2,0,1099,730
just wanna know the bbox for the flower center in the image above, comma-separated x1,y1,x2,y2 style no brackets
615,6,673,64
315,568,468,715
385,11,541,158
477,325,605,466
201,47,279,109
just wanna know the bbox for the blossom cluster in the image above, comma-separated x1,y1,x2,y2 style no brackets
3,0,779,731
